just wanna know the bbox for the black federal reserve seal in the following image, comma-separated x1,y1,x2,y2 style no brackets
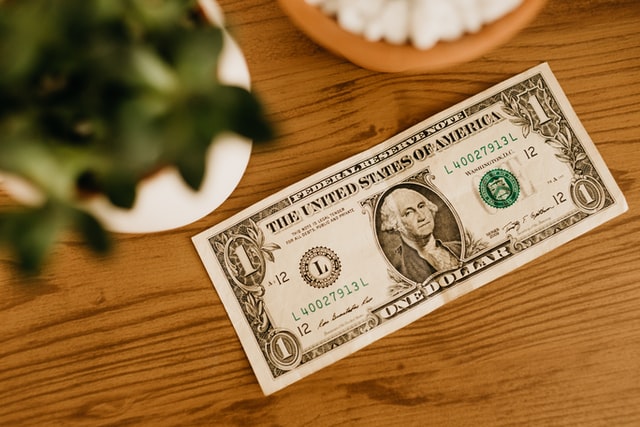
299,247,341,288
479,168,520,209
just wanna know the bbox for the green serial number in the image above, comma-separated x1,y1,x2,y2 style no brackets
291,278,368,321
444,132,518,174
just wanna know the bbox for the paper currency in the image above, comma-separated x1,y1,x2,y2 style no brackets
192,63,627,395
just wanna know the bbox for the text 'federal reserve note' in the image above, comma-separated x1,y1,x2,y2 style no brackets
192,63,627,395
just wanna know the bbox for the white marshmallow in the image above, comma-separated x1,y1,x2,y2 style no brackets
338,3,367,35
434,1,465,42
353,0,385,21
478,0,521,23
364,17,385,42
454,0,483,33
361,0,388,42
380,0,410,45
411,0,442,50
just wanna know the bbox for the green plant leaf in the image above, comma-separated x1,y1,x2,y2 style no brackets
213,85,274,142
176,145,208,191
73,209,111,254
101,172,138,208
173,28,223,91
0,203,64,274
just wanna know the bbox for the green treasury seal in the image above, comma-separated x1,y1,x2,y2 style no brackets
479,169,520,208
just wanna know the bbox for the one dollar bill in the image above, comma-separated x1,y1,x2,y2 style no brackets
192,63,627,395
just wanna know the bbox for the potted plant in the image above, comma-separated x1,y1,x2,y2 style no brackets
0,0,273,273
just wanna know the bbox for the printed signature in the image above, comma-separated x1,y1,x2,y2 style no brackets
319,295,373,329
503,205,554,233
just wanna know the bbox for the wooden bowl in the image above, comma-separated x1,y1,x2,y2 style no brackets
277,0,548,72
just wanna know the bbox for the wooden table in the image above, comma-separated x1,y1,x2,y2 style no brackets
1,0,639,425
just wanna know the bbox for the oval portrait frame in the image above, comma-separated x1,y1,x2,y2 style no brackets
373,182,464,285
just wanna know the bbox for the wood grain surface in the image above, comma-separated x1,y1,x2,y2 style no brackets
1,0,639,425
